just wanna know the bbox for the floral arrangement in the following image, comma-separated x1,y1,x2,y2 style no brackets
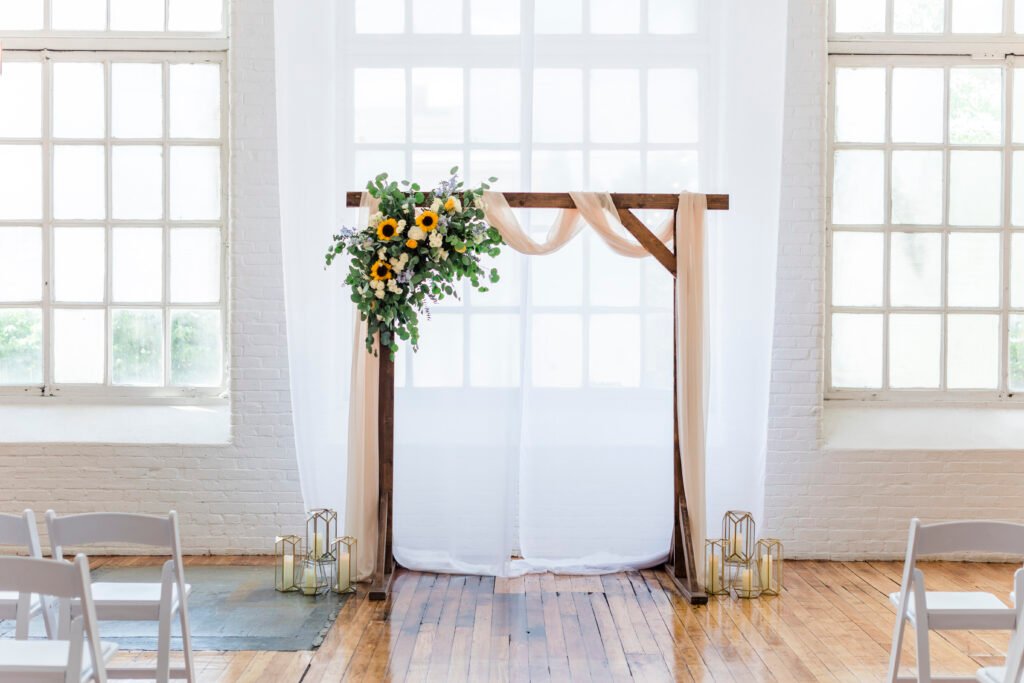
325,168,503,356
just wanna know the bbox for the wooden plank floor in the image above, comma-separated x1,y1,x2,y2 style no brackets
99,558,1017,681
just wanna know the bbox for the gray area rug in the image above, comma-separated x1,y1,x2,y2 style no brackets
0,565,348,651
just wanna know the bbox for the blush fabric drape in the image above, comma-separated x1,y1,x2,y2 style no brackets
344,191,708,583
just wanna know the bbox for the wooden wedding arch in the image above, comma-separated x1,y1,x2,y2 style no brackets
345,191,730,605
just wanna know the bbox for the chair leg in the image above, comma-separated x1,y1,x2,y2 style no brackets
156,603,172,683
887,615,907,682
915,624,932,683
178,604,195,683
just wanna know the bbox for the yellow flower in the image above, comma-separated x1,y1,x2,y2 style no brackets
376,218,398,241
444,197,456,211
455,244,467,253
370,260,392,281
416,210,439,232
406,239,419,249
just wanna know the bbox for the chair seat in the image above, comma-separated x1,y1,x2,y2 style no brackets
91,581,191,607
976,666,1004,683
0,592,41,608
890,591,1014,629
0,638,117,677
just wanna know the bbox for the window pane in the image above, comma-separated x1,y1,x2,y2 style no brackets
1012,152,1024,225
1010,315,1024,391
590,237,642,306
411,68,463,143
949,151,1002,226
590,150,642,192
469,69,520,142
830,313,882,389
354,150,406,186
355,0,403,33
413,0,462,33
411,150,465,187
53,309,104,384
53,146,105,220
892,68,943,143
647,151,699,193
832,150,884,225
54,228,105,303
0,228,42,302
353,69,406,143
468,150,519,189
53,63,104,139
889,314,941,388
1015,70,1024,142
948,232,1000,307
113,228,163,303
0,146,42,219
51,0,105,30
533,70,583,143
894,0,944,32
535,0,581,32
0,0,43,29
412,315,463,387
648,69,698,143
469,247,520,306
170,64,221,139
952,0,1001,32
590,314,641,387
171,310,222,386
170,146,221,219
171,229,220,303
834,68,885,143
530,238,582,306
591,0,639,33
891,232,941,307
471,0,519,34
113,146,163,219
1013,234,1024,307
949,68,1002,145
947,314,999,389
112,63,163,139
834,0,885,32
0,309,42,384
0,62,42,138
891,151,943,225
469,315,520,387
649,0,697,33
112,309,163,386
531,314,582,388
1018,0,1024,32
532,150,583,194
832,231,883,306
591,70,640,143
110,0,164,31
168,0,223,31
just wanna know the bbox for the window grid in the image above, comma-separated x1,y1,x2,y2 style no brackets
0,0,227,42
826,54,1024,400
829,0,1022,41
0,51,227,398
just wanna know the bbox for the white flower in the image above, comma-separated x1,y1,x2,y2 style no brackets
408,226,426,241
474,233,485,244
450,197,462,213
439,248,449,261
377,248,386,259
387,279,401,294
396,219,406,235
474,196,485,209
369,211,383,226
430,197,442,212
370,280,385,290
429,232,443,248
374,288,386,299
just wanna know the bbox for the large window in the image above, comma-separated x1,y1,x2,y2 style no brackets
0,0,226,399
345,0,703,391
828,0,1024,400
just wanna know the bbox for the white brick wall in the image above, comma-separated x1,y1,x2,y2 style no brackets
763,0,1024,559
0,0,307,554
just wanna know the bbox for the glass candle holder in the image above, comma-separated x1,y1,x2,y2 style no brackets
274,535,301,592
722,510,756,563
300,557,330,597
756,538,783,596
704,538,728,596
306,508,338,562
729,556,762,599
333,536,357,594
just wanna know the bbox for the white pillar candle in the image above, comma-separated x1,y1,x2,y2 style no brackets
314,532,325,559
741,568,752,594
760,555,773,588
303,564,317,593
705,553,720,593
336,551,351,592
731,532,744,558
282,554,295,590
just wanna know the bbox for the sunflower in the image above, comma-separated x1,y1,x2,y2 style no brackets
376,218,398,241
406,239,419,249
444,197,456,211
370,260,392,281
416,210,439,232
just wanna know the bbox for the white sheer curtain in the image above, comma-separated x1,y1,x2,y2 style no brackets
275,0,787,576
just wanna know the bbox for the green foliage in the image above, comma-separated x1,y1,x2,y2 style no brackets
111,310,162,386
0,309,42,384
325,169,504,356
171,311,222,387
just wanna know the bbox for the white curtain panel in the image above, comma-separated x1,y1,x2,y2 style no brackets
274,0,787,576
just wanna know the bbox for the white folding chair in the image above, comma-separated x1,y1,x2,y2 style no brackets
0,554,117,683
888,519,1024,683
0,509,54,638
45,511,194,683
976,605,1024,683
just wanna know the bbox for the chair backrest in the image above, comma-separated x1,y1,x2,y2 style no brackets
46,511,181,561
0,554,107,683
0,509,43,558
914,520,1024,557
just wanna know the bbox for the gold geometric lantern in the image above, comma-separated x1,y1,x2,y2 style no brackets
305,508,337,562
299,557,330,596
333,536,357,594
730,556,762,599
722,510,756,563
703,538,728,596
756,538,783,596
274,534,301,592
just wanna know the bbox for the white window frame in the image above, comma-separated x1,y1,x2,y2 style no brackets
826,0,1024,403
0,13,229,403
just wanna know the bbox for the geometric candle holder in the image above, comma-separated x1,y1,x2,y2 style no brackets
722,510,756,563
332,536,357,594
305,508,337,562
274,534,302,592
299,557,330,597
703,538,728,596
729,555,762,599
756,538,783,595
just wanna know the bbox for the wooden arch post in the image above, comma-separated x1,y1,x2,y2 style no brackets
346,191,729,604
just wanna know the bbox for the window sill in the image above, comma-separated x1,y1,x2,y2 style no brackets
823,402,1024,451
0,402,231,445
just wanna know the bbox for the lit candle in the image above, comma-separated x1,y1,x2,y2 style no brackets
705,553,720,593
336,550,351,592
303,564,317,594
282,554,295,590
